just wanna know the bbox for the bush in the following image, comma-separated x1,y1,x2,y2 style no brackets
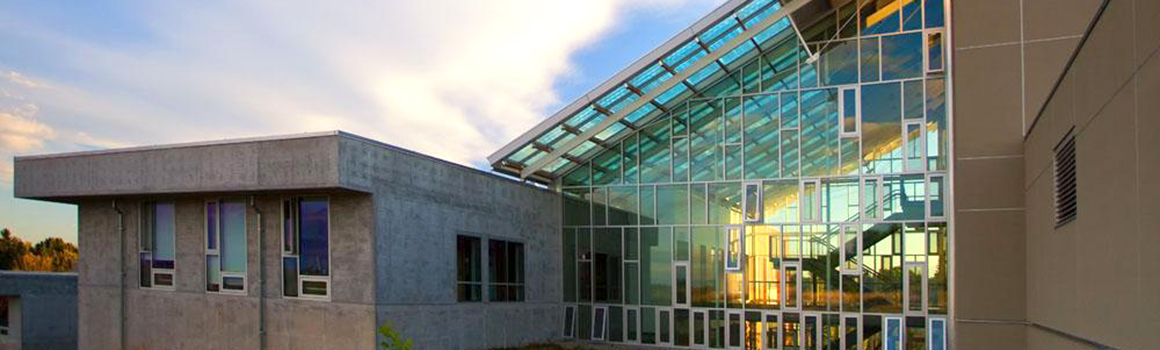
378,321,413,350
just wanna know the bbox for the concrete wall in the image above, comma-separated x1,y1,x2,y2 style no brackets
950,0,1103,348
13,132,353,201
75,193,377,350
0,272,78,350
339,136,564,350
1024,0,1160,349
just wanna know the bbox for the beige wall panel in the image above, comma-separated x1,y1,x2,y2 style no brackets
1024,38,1083,127
954,210,1026,321
953,0,1022,48
1135,52,1160,350
954,322,1026,350
954,44,1025,158
955,157,1025,210
1023,0,1103,41
1071,0,1137,127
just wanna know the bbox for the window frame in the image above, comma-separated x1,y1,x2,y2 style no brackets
0,297,9,337
563,305,577,338
924,29,946,74
280,196,332,301
927,174,946,219
456,234,484,302
140,201,177,291
205,198,248,295
742,181,763,223
593,306,609,341
486,237,527,302
724,225,744,272
839,86,861,137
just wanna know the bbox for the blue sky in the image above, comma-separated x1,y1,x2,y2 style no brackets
0,0,726,243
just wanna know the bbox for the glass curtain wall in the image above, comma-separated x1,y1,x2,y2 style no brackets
561,0,950,348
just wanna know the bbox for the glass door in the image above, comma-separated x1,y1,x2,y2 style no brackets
904,262,927,313
803,314,821,350
745,311,764,349
728,311,745,349
784,261,802,310
885,317,903,350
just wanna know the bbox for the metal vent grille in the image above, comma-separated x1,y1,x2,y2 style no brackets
1054,133,1077,227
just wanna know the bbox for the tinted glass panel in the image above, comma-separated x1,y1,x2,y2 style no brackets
641,228,673,306
298,198,329,276
152,203,176,267
220,200,247,273
881,33,922,80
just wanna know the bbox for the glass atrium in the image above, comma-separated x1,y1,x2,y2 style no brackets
494,0,951,348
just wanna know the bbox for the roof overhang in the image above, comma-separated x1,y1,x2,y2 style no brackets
489,0,821,184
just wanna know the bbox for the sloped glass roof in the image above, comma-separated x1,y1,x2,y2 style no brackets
490,0,812,182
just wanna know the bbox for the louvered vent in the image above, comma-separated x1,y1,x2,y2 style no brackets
1054,133,1077,227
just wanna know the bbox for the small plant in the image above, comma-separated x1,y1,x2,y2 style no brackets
378,321,413,350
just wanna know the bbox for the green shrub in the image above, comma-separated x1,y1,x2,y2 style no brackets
378,321,413,350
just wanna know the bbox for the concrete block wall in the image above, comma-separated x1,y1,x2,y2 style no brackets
0,272,78,350
75,193,377,350
339,136,564,350
950,0,1103,348
1024,0,1160,349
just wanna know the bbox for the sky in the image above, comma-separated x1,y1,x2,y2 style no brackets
0,0,727,244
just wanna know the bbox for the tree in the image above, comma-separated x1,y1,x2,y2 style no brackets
0,228,77,272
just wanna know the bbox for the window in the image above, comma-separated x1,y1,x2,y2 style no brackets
489,239,525,302
457,235,482,302
840,87,859,136
282,197,330,299
742,182,762,223
1055,133,1077,227
0,297,8,336
140,202,176,289
593,307,608,340
206,200,247,293
563,306,576,338
725,226,743,271
926,30,945,73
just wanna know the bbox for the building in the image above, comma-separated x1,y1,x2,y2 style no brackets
0,271,79,350
9,0,1159,349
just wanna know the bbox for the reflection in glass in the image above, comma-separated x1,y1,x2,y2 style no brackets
882,33,923,80
641,228,673,306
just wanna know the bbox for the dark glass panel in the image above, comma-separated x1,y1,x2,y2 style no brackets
592,145,622,186
610,306,624,342
744,94,780,179
640,186,656,225
691,183,708,225
692,227,724,308
711,310,726,348
675,227,690,261
902,0,922,30
298,198,329,276
139,252,152,288
801,225,839,311
658,185,690,225
903,80,923,120
861,37,881,82
223,276,245,291
860,0,901,35
608,186,639,226
906,317,926,350
579,305,592,340
594,228,622,303
882,33,923,80
641,228,673,306
822,40,859,86
563,229,577,302
745,311,764,349
842,274,861,312
206,202,217,250
925,0,945,28
801,88,840,177
642,307,657,344
822,314,841,350
861,82,903,174
676,309,691,346
926,78,948,171
151,202,176,268
282,257,298,297
564,188,590,226
863,315,883,350
625,261,639,305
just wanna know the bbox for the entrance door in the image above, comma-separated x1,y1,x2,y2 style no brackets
884,317,903,350
803,314,821,350
784,261,802,310
745,311,764,349
727,311,744,349
904,262,927,313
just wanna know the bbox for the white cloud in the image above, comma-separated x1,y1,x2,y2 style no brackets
0,0,721,168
